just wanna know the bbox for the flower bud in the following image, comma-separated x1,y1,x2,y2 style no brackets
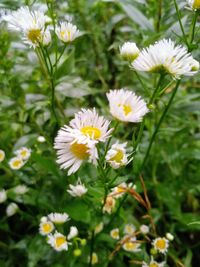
73,249,82,257
120,42,140,61
166,232,174,241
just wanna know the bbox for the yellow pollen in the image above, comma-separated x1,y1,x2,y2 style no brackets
118,104,132,116
12,160,22,168
70,142,89,160
27,29,41,43
20,150,27,157
42,223,52,233
112,231,119,238
124,242,137,250
55,236,66,248
116,186,126,193
193,0,200,9
110,150,124,163
155,239,166,250
149,264,159,267
81,126,101,140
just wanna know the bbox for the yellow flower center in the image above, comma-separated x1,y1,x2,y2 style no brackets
55,236,66,248
110,150,124,163
12,159,22,168
70,142,89,160
27,29,41,43
42,223,52,233
81,126,101,140
20,150,27,157
111,230,119,239
116,186,126,193
118,104,132,116
193,0,200,9
149,263,159,267
0,153,4,161
124,242,137,250
155,239,166,250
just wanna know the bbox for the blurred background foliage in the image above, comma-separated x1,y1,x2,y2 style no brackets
0,0,200,266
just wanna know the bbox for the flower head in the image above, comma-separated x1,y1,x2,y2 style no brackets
48,212,70,224
67,226,78,240
124,224,136,235
9,157,24,170
122,239,141,252
6,202,18,216
120,42,140,61
132,39,199,79
187,0,200,9
102,196,116,214
142,259,165,267
56,21,80,42
13,185,29,194
0,189,7,203
89,252,98,265
14,147,31,160
94,222,104,234
47,231,69,251
107,89,149,123
67,178,88,197
106,142,129,169
0,149,5,162
69,108,113,143
140,224,149,234
152,237,169,254
110,182,133,198
37,136,46,143
166,232,174,241
110,228,120,240
39,217,54,236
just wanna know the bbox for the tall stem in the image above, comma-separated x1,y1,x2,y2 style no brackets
189,10,199,46
156,0,162,32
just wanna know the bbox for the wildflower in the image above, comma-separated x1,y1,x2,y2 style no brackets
56,21,80,43
89,252,98,265
47,231,69,251
67,178,88,197
124,224,136,235
48,212,70,224
142,259,165,267
37,136,46,143
39,217,54,236
103,196,116,214
187,0,200,9
140,224,150,234
14,147,31,160
106,142,128,169
6,202,18,216
67,226,78,240
0,149,5,162
9,157,24,170
110,182,133,198
132,39,199,79
4,6,50,48
69,108,113,143
0,189,7,203
54,127,97,175
107,89,149,123
94,222,104,234
110,228,120,240
166,232,174,241
120,42,140,61
122,238,141,252
152,237,169,254
13,184,29,194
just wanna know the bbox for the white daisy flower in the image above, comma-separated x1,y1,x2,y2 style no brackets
13,185,29,194
124,223,136,235
106,142,129,169
69,108,113,143
54,127,98,175
3,6,50,48
94,222,104,235
6,202,19,216
14,147,31,160
39,217,54,236
67,178,88,197
140,224,149,234
106,89,149,123
56,21,80,43
102,196,116,214
122,240,141,253
0,149,5,162
48,212,70,224
132,39,199,79
187,0,200,9
110,182,133,198
67,226,78,240
142,259,165,267
110,228,120,240
9,157,24,170
0,189,7,203
88,252,98,265
47,231,69,252
166,232,174,241
120,42,140,61
152,237,169,254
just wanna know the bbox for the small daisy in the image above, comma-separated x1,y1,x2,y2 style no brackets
122,240,141,253
187,0,200,9
56,21,80,42
107,89,149,123
6,202,18,217
13,185,29,194
140,224,150,234
152,237,169,254
69,108,113,143
124,223,136,235
67,178,88,197
110,182,133,198
106,142,129,169
9,157,24,170
110,228,120,240
47,231,69,252
89,252,98,265
102,196,116,214
94,222,104,235
67,226,78,240
14,147,31,160
120,42,140,61
132,39,199,79
142,259,165,267
48,212,70,224
0,189,7,203
39,217,54,236
54,127,98,175
0,149,5,162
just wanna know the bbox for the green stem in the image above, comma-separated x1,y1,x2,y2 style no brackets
156,0,162,32
140,80,181,171
134,71,149,95
189,10,199,46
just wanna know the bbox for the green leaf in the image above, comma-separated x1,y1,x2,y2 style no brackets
64,199,91,223
56,49,75,79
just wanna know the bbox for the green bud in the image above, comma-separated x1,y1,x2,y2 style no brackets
80,239,87,246
73,249,82,257
150,248,157,255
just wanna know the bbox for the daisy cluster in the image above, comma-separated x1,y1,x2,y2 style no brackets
8,147,31,170
3,6,80,48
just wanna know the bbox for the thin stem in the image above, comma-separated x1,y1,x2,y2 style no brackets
88,231,95,267
156,0,162,32
189,10,199,46
140,80,181,171
134,71,149,95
